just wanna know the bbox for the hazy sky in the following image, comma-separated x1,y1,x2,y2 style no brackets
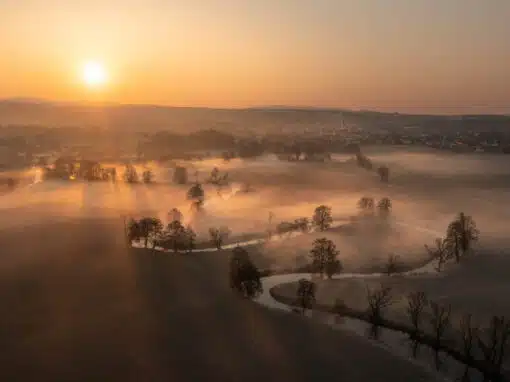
1,0,509,113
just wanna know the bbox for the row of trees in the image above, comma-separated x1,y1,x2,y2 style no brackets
355,148,390,183
127,216,232,252
295,281,509,381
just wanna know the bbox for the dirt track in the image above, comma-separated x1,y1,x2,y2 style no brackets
0,217,435,382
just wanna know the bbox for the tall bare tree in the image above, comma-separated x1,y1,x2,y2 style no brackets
429,302,451,370
425,237,451,272
406,291,428,358
366,284,393,339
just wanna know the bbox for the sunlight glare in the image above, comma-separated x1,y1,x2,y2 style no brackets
83,61,107,87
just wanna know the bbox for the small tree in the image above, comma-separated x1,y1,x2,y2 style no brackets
377,197,392,219
377,166,389,183
209,167,220,184
138,217,163,248
127,218,142,245
182,225,197,253
142,169,154,183
357,197,375,212
294,217,310,233
312,205,333,231
429,302,451,370
446,212,479,263
123,164,139,183
425,237,450,272
229,247,262,299
406,291,428,358
296,278,316,314
459,314,478,382
164,220,187,253
366,284,393,339
310,238,341,279
385,254,400,276
209,226,231,250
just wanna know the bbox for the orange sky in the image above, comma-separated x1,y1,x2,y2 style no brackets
1,0,509,114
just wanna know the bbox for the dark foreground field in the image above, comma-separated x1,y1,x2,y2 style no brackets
0,217,434,382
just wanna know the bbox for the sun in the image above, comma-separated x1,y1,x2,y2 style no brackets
82,61,107,87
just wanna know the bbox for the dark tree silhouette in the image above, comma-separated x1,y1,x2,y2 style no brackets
377,197,392,219
406,291,428,358
312,205,333,231
476,315,510,382
357,197,375,212
296,278,316,314
377,166,389,183
385,254,400,276
294,217,310,233
310,238,341,279
446,212,479,262
429,302,451,370
138,217,163,248
127,218,142,244
209,226,231,250
182,225,197,253
425,237,451,272
229,247,262,299
142,169,154,183
123,164,139,183
366,284,393,340
163,220,187,253
459,314,478,382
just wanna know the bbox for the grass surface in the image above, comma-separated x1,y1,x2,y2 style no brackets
0,217,436,382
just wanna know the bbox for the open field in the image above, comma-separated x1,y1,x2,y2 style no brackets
0,218,437,382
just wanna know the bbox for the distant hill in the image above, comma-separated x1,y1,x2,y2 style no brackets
0,99,508,133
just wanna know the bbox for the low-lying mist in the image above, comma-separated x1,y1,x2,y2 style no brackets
1,149,509,271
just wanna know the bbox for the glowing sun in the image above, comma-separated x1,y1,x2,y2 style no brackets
82,61,107,87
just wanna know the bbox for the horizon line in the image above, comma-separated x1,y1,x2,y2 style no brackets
1,97,509,117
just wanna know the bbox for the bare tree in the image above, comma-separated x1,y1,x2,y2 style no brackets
296,278,316,314
459,314,479,382
429,302,451,370
476,315,510,382
310,238,341,279
312,205,333,231
406,291,428,358
385,254,400,276
366,284,393,339
425,237,451,272
209,226,231,250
